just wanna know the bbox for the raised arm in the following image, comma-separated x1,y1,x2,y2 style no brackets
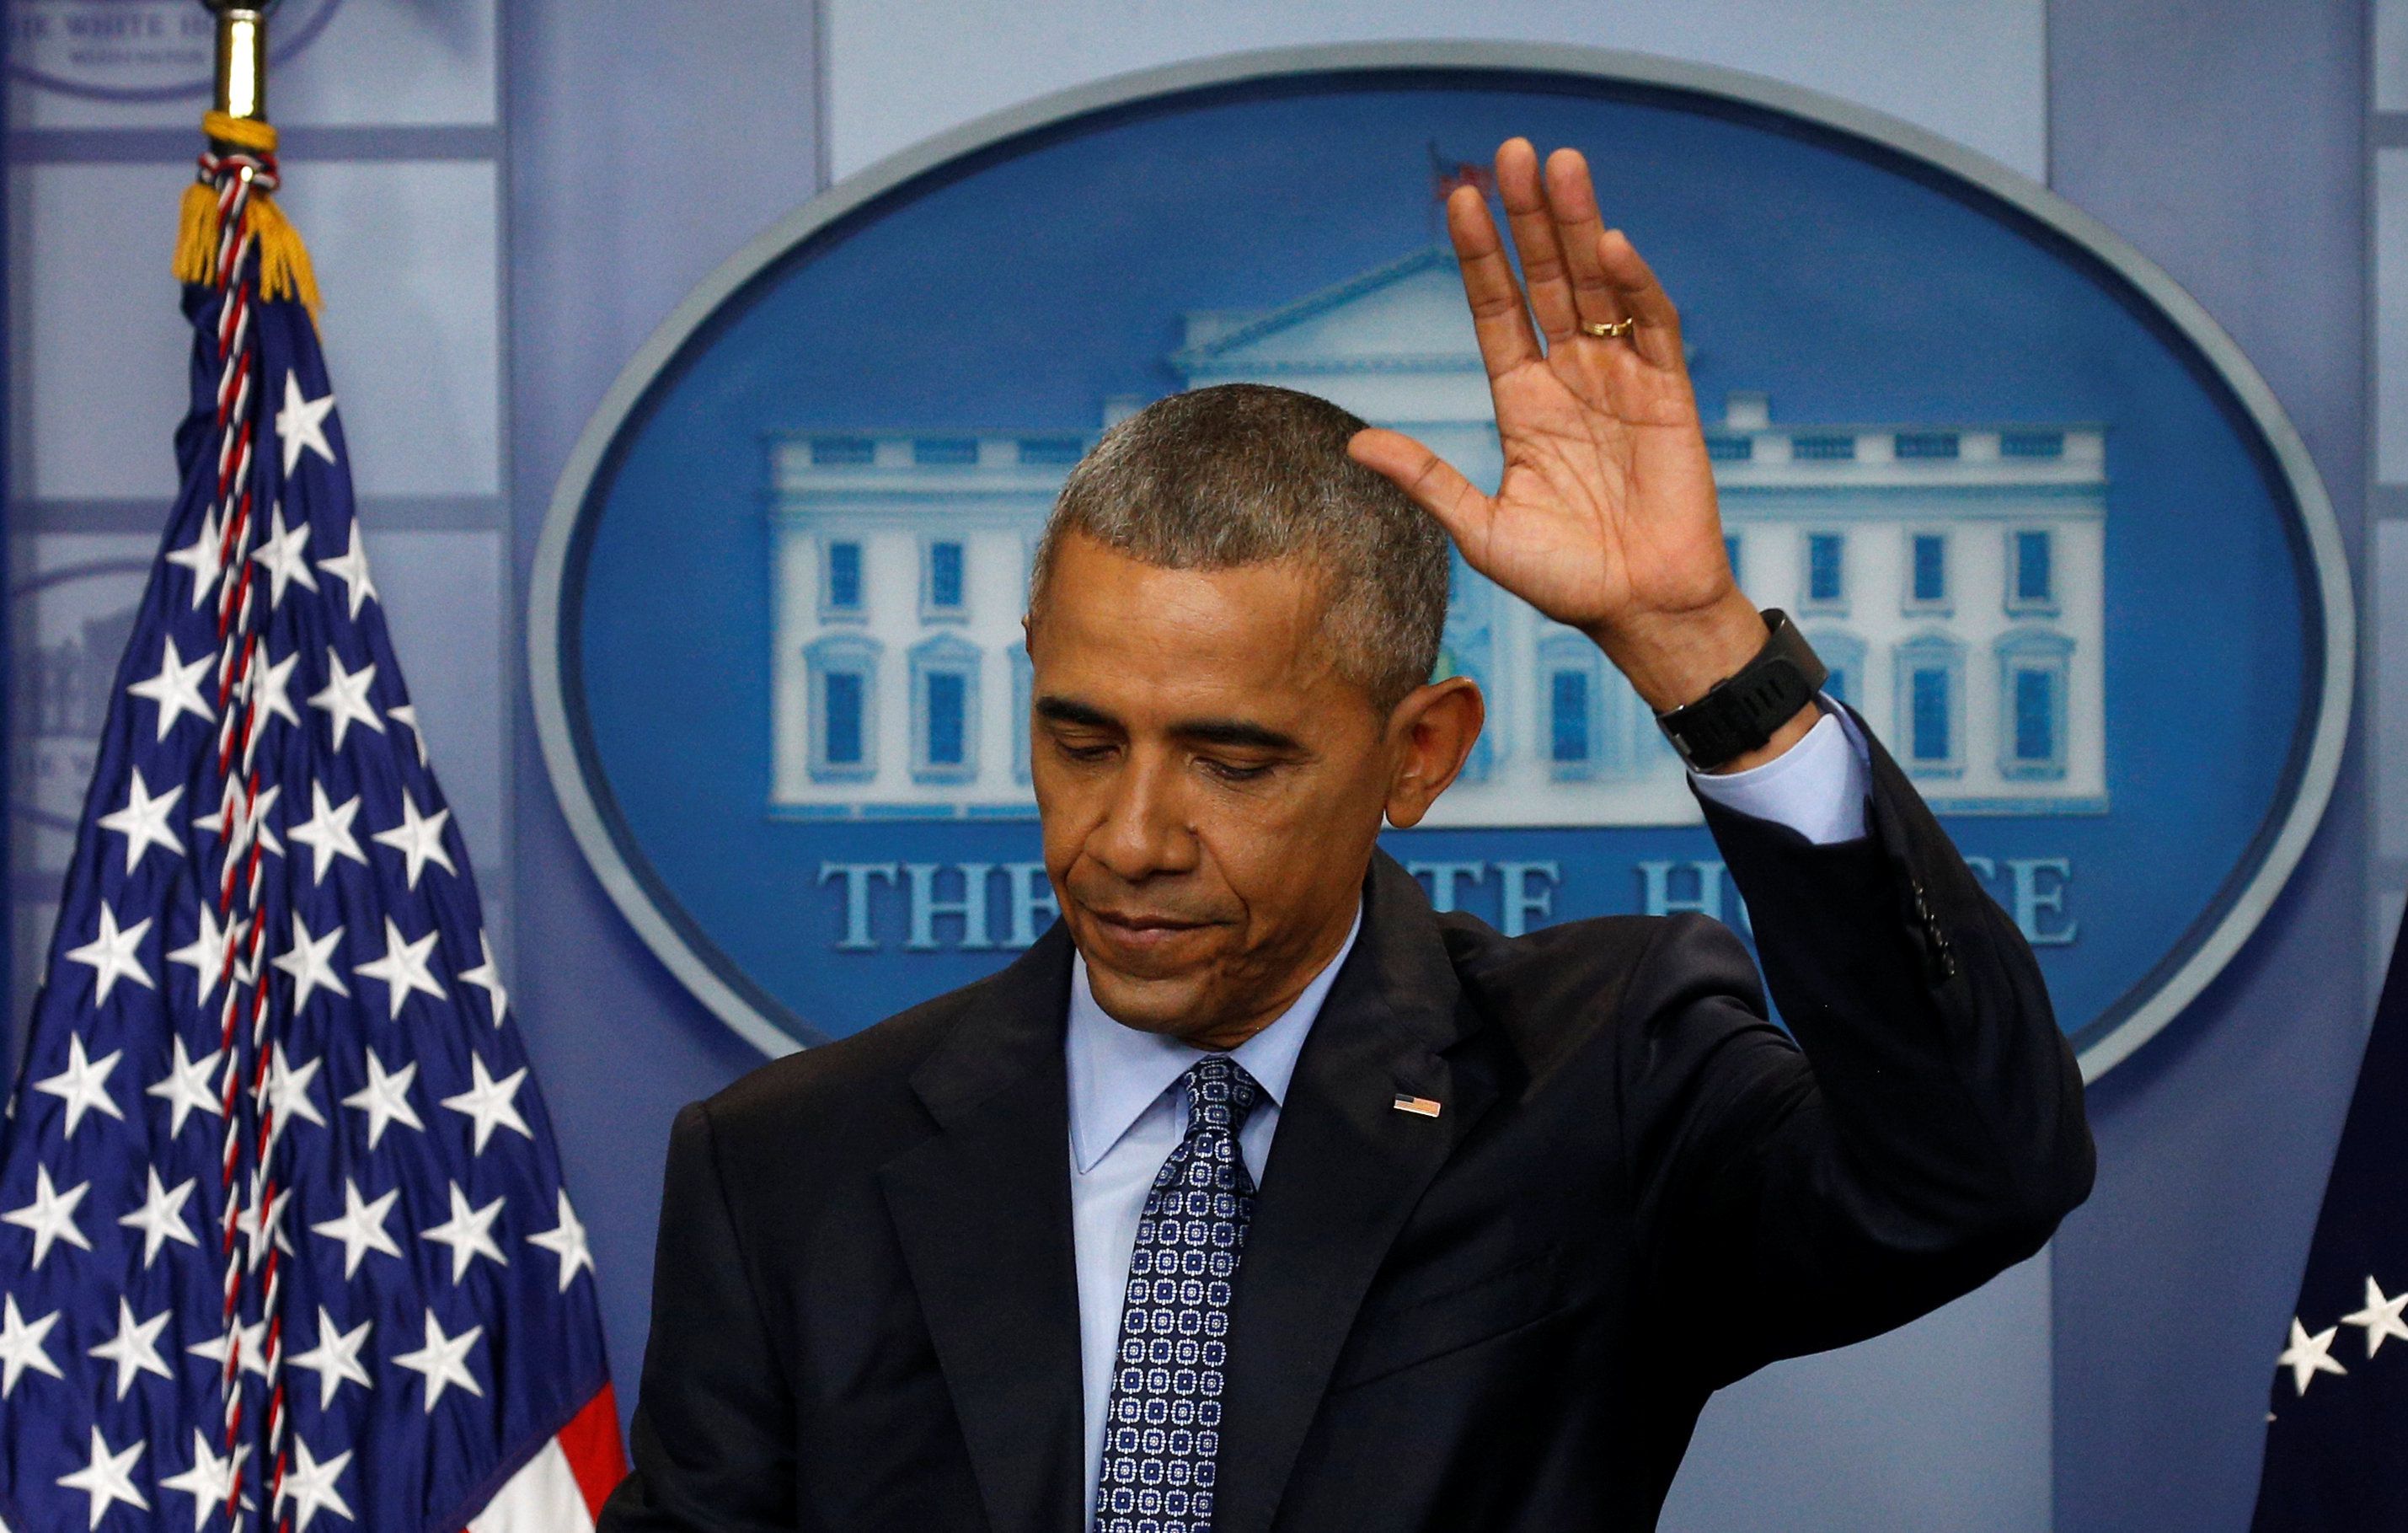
1356,137,2094,1380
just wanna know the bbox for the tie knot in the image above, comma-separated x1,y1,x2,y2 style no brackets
1182,1054,1262,1139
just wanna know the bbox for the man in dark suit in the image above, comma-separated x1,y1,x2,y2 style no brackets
600,139,2093,1533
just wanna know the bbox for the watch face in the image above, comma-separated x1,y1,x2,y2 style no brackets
533,50,2347,1081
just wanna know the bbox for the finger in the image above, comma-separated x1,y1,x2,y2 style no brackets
1442,184,1543,380
1348,427,1495,549
1597,227,1687,372
1540,147,1627,334
1495,138,1581,343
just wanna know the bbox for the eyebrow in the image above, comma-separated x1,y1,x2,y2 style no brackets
1033,694,1306,754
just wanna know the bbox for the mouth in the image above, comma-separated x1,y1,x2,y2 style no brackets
1080,906,1219,962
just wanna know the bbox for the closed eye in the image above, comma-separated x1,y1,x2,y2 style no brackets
1199,758,1277,783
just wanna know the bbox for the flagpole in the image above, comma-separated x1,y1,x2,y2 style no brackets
206,1,274,125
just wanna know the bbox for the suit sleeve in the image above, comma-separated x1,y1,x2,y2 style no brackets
1619,720,2095,1385
598,1102,796,1532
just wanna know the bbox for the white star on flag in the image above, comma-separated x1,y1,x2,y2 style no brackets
250,503,319,608
389,701,430,766
116,1167,200,1268
2279,1316,2348,1396
126,635,214,741
422,1180,509,1282
309,1178,402,1278
265,1041,329,1148
528,1188,596,1292
65,903,154,1005
187,1318,270,1380
163,503,223,608
32,1033,126,1138
289,1305,373,1408
287,780,367,886
276,1433,356,1533
356,915,446,1021
240,1183,295,1273
315,517,378,619
2342,1276,2408,1358
307,647,383,750
0,1294,64,1397
95,769,185,872
4,1166,93,1268
372,790,456,889
193,780,281,858
442,1053,532,1154
276,371,339,475
342,1047,425,1149
55,1425,147,1530
158,1431,247,1533
460,930,509,1028
146,1034,225,1135
255,646,302,730
87,1297,172,1400
166,904,238,1006
271,913,350,1013
393,1306,484,1412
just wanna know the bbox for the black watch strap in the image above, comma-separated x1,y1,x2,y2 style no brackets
1654,609,1827,771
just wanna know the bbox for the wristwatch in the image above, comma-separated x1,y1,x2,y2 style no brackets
1654,608,1827,771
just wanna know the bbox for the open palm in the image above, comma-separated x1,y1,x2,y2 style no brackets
1351,140,1745,706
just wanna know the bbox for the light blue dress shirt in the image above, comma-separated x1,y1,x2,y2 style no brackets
1063,704,1869,1509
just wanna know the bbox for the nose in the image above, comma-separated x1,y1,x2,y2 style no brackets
1087,748,1200,885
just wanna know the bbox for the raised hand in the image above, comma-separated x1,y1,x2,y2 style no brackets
1350,138,1787,735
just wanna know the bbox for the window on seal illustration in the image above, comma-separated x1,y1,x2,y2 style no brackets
1540,631,1629,781
810,435,875,466
1892,633,1965,777
820,538,865,621
1801,532,1848,611
911,634,981,785
2008,528,2057,614
1437,548,1495,784
923,539,967,621
1996,628,2074,780
807,633,880,784
1722,533,1742,588
1906,531,1950,613
1806,630,1865,711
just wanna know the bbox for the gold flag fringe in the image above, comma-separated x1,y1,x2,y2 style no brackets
174,110,322,316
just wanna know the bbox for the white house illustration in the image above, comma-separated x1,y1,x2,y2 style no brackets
768,245,2106,825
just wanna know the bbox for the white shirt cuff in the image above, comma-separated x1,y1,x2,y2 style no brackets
1685,698,1870,846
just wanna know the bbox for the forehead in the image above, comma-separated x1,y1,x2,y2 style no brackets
1031,535,1356,714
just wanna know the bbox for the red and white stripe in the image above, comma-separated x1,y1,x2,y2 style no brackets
461,1387,625,1532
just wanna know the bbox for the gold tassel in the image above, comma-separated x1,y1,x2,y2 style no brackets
172,110,322,316
173,179,219,287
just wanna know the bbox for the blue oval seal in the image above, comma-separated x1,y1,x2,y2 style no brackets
530,45,2352,1080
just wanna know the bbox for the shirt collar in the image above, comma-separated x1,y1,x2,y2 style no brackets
1065,905,1363,1175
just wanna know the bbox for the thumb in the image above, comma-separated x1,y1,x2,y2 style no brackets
1347,427,1493,548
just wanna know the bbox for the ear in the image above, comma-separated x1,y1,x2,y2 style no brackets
1383,676,1485,829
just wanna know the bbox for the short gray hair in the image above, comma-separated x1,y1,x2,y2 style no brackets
1028,383,1452,714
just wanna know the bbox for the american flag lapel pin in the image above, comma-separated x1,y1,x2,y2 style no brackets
1392,1092,1443,1119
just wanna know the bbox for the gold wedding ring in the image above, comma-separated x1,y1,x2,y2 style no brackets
1580,317,1636,339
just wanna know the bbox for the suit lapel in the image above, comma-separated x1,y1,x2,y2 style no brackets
1212,853,1501,1533
879,926,1086,1533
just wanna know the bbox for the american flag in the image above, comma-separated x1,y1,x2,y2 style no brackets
2252,902,2408,1529
0,123,623,1528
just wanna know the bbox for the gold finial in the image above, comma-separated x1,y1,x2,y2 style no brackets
204,1,278,124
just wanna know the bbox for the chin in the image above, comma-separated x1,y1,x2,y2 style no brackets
1083,968,1217,1040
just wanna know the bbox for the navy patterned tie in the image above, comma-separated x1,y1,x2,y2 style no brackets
1092,1053,1264,1533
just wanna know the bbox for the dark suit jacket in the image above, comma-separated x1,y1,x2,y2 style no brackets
601,735,2094,1532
